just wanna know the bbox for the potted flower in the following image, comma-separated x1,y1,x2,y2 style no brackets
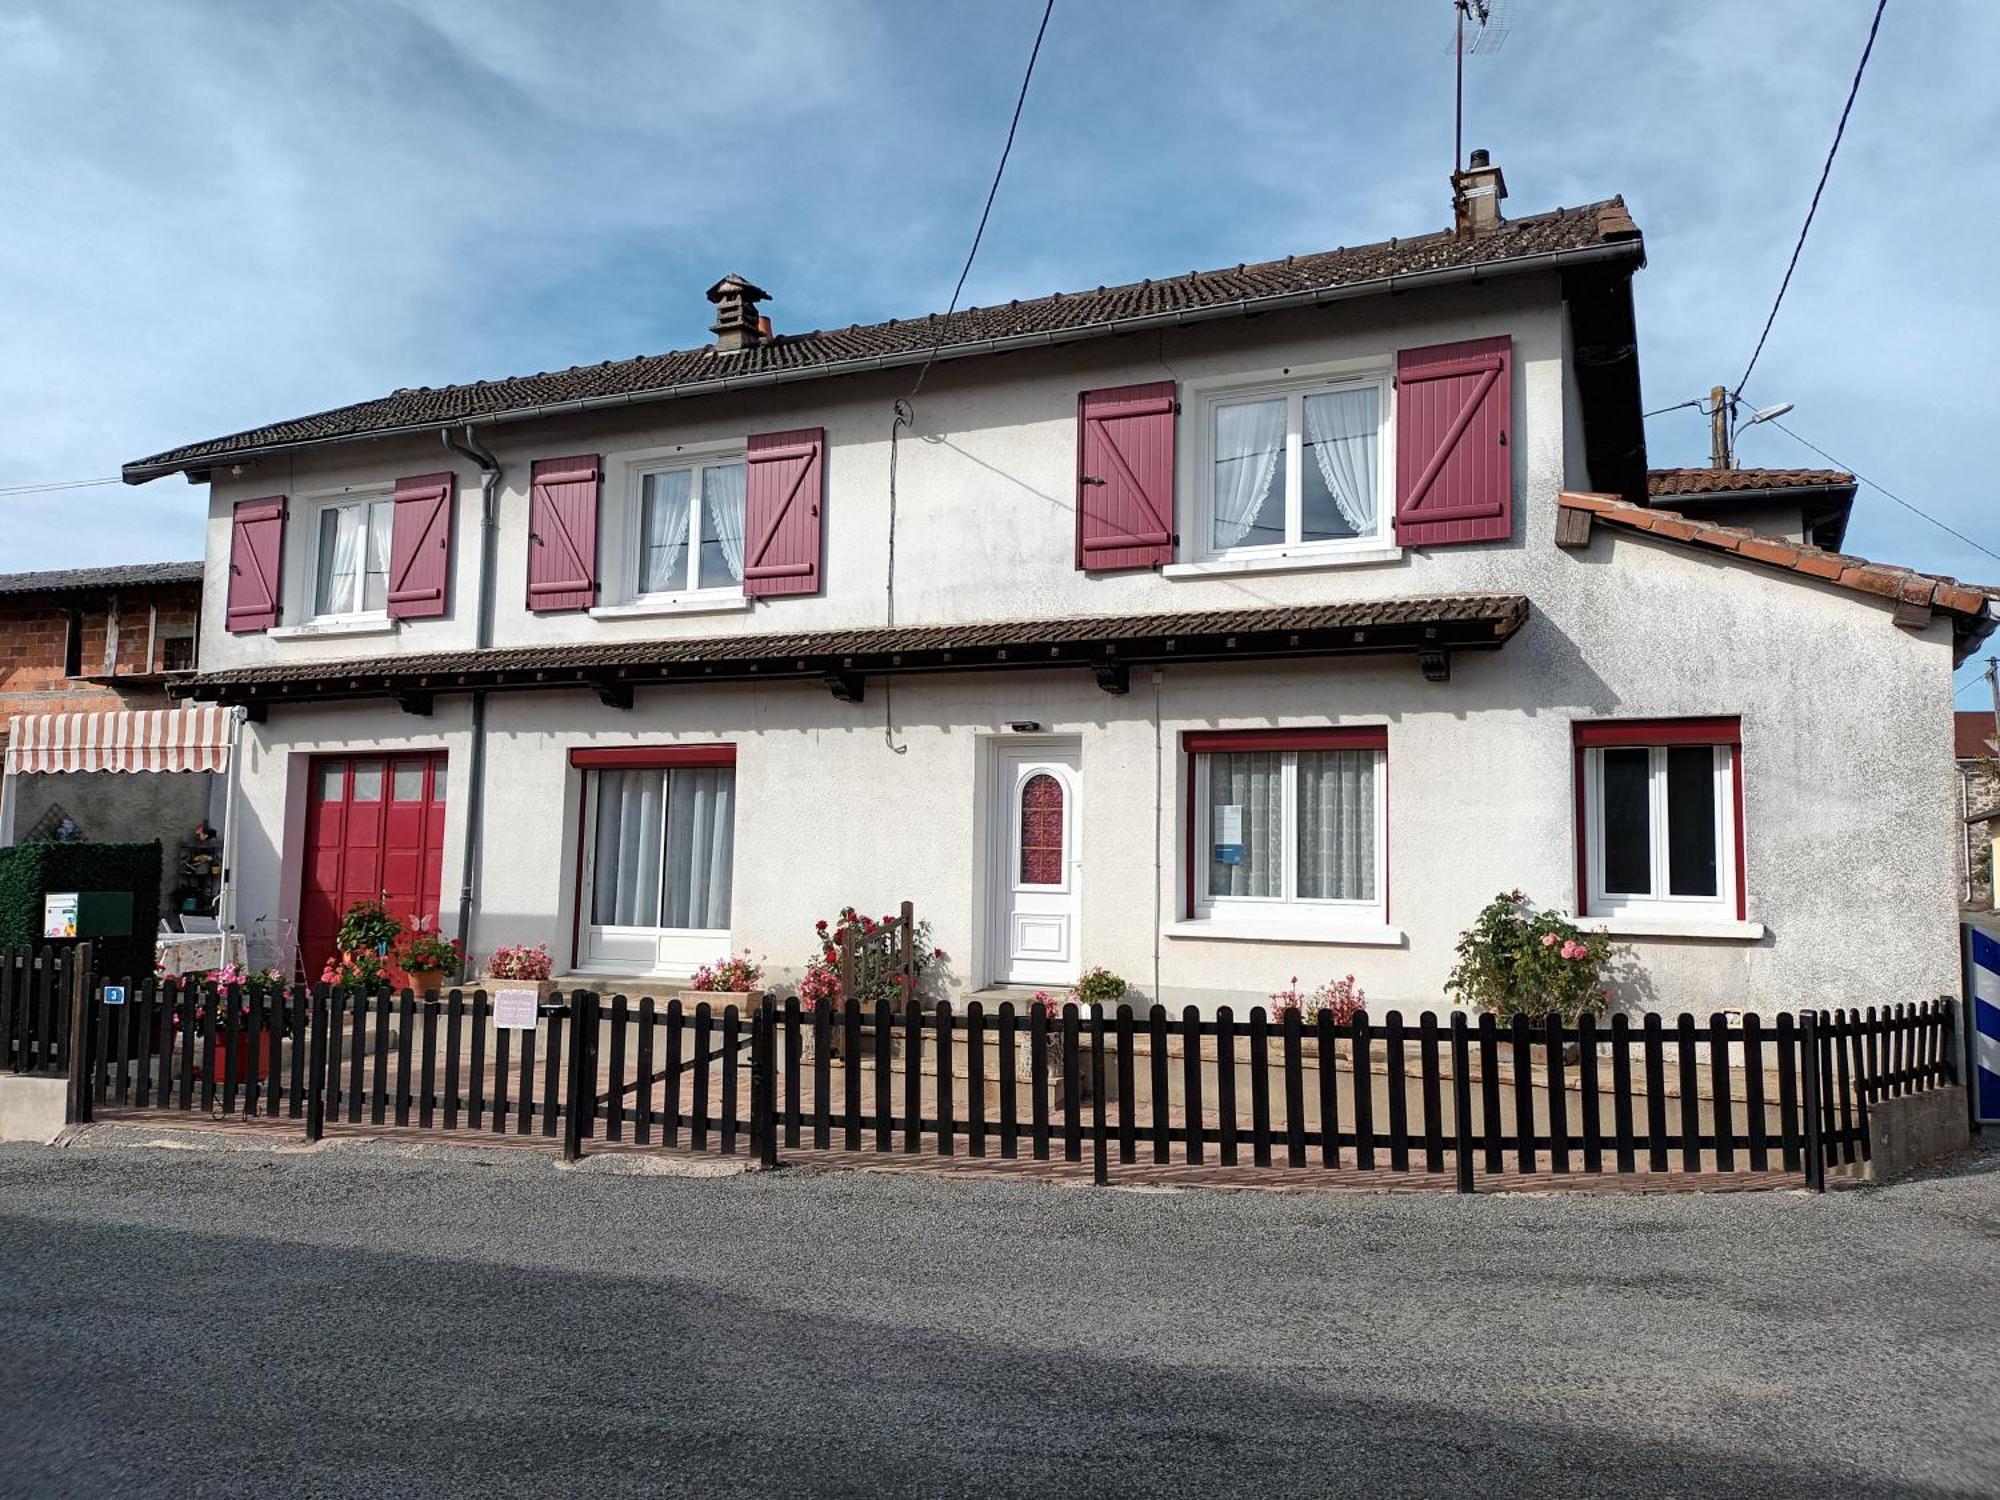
398,929,464,996
1444,891,1615,1056
320,947,392,993
683,950,764,1010
484,942,558,1001
1017,968,1126,1101
180,975,278,1085
337,897,402,958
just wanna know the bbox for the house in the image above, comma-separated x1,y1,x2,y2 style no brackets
0,561,233,916
1958,709,1997,907
121,156,1992,1014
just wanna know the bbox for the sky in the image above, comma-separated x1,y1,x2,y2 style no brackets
3,0,1997,697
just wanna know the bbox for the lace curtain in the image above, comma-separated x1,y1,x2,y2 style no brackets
640,471,692,594
1303,389,1379,536
1211,399,1287,550
1205,752,1285,898
592,767,735,930
1296,750,1376,900
703,461,747,586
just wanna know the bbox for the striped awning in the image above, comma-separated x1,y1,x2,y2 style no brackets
5,706,232,775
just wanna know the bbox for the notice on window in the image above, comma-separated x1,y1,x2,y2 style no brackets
493,990,540,1030
42,892,77,940
1213,805,1244,866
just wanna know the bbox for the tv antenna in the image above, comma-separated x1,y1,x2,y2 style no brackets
1451,0,1511,172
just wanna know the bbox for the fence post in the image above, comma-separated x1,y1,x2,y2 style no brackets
756,999,780,1169
63,943,94,1125
1800,1011,1825,1193
304,986,329,1142
560,992,588,1168
1939,995,1958,1088
1450,1012,1475,1194
1090,1004,1108,1186
898,901,915,996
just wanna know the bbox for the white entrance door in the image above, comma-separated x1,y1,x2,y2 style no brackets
989,741,1081,988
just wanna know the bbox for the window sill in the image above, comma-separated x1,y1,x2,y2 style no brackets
1162,545,1401,579
1163,918,1404,948
588,595,751,621
269,615,396,641
1573,916,1766,941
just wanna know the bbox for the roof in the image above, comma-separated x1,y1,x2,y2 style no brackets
0,561,204,597
1957,711,1997,761
171,596,1530,706
125,199,1642,482
1646,467,1853,498
1557,491,1997,662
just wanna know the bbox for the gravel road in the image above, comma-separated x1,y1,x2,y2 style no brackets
1,1131,1995,1497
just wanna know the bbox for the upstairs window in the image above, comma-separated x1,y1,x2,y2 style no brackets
1577,719,1744,920
312,496,392,618
1197,374,1389,559
636,458,746,598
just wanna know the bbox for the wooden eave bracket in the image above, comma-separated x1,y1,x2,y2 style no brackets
395,690,433,718
593,680,634,710
1419,649,1451,682
1554,507,1594,549
824,669,864,703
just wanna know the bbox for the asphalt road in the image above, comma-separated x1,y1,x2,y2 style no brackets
1,1132,1996,1498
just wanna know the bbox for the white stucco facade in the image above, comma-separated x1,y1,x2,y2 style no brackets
191,272,1970,1016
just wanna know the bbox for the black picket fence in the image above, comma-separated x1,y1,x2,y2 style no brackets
1,946,83,1077
69,979,1958,1193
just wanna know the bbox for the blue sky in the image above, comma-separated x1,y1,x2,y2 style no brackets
3,0,1996,695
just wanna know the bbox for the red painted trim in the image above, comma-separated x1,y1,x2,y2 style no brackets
1183,750,1197,921
1572,716,1741,748
1574,746,1590,915
1731,743,1748,921
568,744,737,769
569,765,587,971
1182,727,1388,753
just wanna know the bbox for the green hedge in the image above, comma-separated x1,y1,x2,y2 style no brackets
0,840,161,983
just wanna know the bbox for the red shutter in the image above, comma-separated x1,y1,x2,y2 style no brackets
743,427,824,598
527,456,601,612
224,495,286,633
1394,335,1512,546
1077,381,1175,571
387,471,455,620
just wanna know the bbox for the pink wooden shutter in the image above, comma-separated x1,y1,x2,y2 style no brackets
743,427,824,598
1394,335,1512,546
224,495,286,633
527,456,601,612
1077,381,1175,571
387,471,455,620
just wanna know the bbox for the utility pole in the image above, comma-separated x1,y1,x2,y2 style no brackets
1987,655,1999,750
1709,385,1733,470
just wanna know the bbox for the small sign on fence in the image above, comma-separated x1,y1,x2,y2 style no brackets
102,984,125,1006
493,990,540,1030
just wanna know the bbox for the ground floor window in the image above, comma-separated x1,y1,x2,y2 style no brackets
1576,718,1743,920
1184,727,1386,923
574,746,736,971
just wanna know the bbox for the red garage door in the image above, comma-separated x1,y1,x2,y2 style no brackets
301,754,447,981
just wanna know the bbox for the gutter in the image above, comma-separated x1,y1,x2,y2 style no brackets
123,239,1644,484
439,425,501,977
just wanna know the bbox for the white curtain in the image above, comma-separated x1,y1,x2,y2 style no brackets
1303,389,1379,536
661,767,734,929
593,770,664,926
363,500,392,612
703,461,747,587
640,471,692,594
316,505,363,615
1211,399,1286,551
1206,752,1284,899
1297,750,1376,900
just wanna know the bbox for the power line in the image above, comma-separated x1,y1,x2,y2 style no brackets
1642,399,1703,420
1767,418,2000,570
1734,0,1888,398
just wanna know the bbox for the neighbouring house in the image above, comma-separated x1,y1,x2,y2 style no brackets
0,561,233,916
121,155,1994,1014
1958,709,1998,907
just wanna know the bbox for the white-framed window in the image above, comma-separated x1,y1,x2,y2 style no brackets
1186,731,1387,922
575,749,737,975
1191,368,1391,561
1579,725,1741,919
309,495,392,619
633,455,747,600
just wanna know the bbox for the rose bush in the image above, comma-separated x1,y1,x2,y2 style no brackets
1443,890,1613,1024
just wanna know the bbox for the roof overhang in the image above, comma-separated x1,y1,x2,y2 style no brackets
123,239,1644,485
170,597,1531,714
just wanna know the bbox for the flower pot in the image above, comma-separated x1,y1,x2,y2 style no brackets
406,968,446,997
201,1030,272,1086
675,987,757,1015
484,978,559,1002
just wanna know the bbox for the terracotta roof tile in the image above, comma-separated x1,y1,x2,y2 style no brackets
126,200,1640,480
1646,467,1853,497
0,560,203,595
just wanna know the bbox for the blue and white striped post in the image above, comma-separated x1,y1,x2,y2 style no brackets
1970,928,2000,1126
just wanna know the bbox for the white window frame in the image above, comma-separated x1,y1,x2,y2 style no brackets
1189,748,1387,922
1583,743,1737,919
599,438,748,612
1182,359,1395,566
576,763,736,976
304,490,393,624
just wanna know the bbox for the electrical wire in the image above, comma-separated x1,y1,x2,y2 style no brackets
1734,0,1888,398
1641,399,1703,420
1765,418,2000,570
0,476,124,497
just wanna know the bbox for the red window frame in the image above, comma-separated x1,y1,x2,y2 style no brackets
566,743,738,964
1181,726,1389,920
1572,718,1745,920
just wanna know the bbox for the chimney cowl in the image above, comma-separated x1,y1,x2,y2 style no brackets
707,273,773,353
1451,149,1508,237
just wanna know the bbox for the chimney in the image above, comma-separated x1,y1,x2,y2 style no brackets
1451,148,1507,236
706,274,772,353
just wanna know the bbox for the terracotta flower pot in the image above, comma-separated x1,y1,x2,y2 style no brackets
202,1031,272,1085
407,968,446,997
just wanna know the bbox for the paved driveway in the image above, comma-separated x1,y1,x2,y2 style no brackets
1,1132,1995,1497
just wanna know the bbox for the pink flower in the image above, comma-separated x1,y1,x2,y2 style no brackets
1560,940,1588,961
1540,932,1558,948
